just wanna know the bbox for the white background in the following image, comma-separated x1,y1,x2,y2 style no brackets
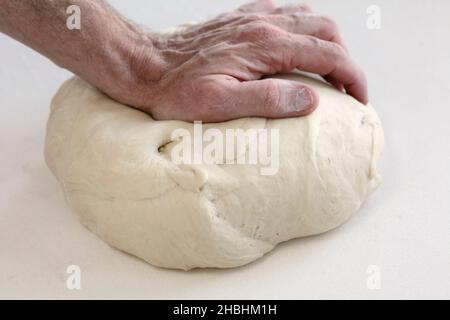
1,0,449,299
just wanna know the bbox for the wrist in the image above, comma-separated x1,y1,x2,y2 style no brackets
78,13,165,107
107,28,168,108
92,23,153,97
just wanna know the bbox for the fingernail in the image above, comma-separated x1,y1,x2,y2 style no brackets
284,87,312,113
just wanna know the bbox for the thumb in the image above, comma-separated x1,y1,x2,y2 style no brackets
225,79,319,119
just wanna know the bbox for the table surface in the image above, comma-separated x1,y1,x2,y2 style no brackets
1,0,449,299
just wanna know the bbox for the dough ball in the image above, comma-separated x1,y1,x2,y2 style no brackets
45,74,384,270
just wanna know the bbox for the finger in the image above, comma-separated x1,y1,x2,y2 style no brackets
267,13,348,93
289,36,367,103
237,27,368,103
236,12,350,92
236,0,277,14
234,13,351,92
219,78,319,120
265,13,348,50
147,77,317,122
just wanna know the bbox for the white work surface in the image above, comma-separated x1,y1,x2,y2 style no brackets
1,0,449,299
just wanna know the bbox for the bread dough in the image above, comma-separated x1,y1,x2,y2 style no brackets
45,74,384,270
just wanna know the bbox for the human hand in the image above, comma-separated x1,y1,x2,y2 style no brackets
124,0,368,122
0,0,367,122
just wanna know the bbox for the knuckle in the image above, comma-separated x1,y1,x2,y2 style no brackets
327,41,346,57
273,4,312,14
299,4,313,12
318,14,339,38
320,14,339,29
302,35,321,49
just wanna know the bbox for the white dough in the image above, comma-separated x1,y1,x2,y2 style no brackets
45,74,384,270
